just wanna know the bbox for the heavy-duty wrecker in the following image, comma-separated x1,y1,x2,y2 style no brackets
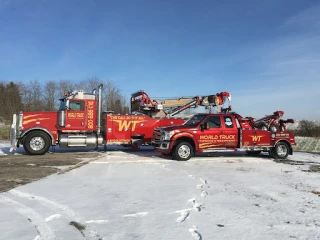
152,110,296,161
10,84,231,155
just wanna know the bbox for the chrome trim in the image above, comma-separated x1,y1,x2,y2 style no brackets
177,144,191,158
10,114,17,152
97,84,103,135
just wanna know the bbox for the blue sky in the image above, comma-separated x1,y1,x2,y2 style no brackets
1,0,320,119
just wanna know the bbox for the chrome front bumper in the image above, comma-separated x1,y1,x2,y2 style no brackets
153,140,170,150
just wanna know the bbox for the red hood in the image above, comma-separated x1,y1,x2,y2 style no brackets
22,112,58,130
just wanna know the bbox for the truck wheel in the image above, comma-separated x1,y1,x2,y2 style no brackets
174,142,193,161
271,142,289,160
246,150,261,156
268,149,275,158
23,131,51,155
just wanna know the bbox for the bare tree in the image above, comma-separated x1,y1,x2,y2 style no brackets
103,80,128,113
75,77,101,93
298,120,320,137
43,81,58,111
57,79,75,99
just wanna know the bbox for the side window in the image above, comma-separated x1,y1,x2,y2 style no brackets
224,116,234,128
207,116,221,128
69,101,84,111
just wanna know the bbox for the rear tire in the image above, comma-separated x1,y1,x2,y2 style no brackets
271,142,289,160
174,142,193,161
24,131,51,155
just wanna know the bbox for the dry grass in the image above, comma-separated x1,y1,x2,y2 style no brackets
0,124,10,140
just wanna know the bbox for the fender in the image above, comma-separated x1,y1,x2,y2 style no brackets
170,132,197,150
273,139,293,155
20,127,55,145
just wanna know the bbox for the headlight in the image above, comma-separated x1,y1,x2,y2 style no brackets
160,131,174,141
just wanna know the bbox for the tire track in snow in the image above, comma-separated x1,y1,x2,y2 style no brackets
0,195,56,240
9,189,101,240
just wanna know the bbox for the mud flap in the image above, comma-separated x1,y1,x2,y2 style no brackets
289,147,293,155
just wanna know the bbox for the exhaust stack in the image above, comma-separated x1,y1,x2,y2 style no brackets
97,84,103,135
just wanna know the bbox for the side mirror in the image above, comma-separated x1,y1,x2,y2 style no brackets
201,122,210,130
65,99,70,110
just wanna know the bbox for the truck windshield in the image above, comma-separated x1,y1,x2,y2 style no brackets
183,114,207,127
59,99,66,111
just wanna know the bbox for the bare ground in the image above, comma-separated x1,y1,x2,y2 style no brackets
0,152,102,192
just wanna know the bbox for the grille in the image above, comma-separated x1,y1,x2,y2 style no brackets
152,129,161,147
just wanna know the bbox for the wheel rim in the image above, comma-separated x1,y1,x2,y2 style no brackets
178,145,191,159
276,144,287,157
29,137,45,151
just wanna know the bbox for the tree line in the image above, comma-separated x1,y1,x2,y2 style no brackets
290,120,320,138
0,78,128,124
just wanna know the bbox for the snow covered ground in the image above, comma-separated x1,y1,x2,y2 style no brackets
0,142,320,240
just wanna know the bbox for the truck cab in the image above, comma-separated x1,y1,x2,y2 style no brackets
152,113,296,161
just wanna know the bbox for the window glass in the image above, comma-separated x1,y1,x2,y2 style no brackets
69,101,84,111
224,116,234,128
184,114,207,127
207,116,221,128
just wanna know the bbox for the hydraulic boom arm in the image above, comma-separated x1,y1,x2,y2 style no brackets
130,90,231,117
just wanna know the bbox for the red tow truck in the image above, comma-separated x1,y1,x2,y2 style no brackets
10,84,231,155
152,112,296,160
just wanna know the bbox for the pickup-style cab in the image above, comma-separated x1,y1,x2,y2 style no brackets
152,113,296,161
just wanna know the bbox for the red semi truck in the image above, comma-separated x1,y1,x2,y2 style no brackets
152,112,296,160
10,84,231,155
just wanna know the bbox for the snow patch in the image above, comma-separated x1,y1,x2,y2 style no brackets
176,211,190,223
45,214,61,222
189,226,202,240
123,212,149,217
0,195,56,240
85,220,109,224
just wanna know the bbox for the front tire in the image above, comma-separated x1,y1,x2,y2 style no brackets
23,131,51,155
174,142,193,161
271,142,289,160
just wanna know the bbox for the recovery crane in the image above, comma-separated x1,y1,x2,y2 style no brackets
130,90,232,117
245,111,295,132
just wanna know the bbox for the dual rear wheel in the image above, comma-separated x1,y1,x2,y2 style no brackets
269,141,290,160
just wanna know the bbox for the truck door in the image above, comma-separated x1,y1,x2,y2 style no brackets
65,100,86,130
197,115,223,149
221,115,238,148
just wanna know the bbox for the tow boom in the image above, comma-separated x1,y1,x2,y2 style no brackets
130,90,231,117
